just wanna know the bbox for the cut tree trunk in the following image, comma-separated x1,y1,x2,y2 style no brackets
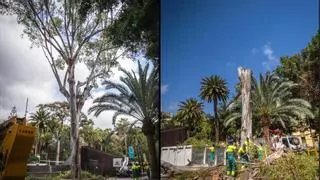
238,67,252,145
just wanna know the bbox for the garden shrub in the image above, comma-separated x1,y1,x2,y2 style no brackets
259,152,317,180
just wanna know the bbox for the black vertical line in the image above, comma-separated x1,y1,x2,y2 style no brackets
318,0,320,176
158,0,161,178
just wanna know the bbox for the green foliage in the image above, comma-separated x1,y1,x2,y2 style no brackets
200,75,229,104
176,98,204,136
195,118,212,139
259,153,318,179
89,61,159,127
200,75,229,143
89,61,159,178
54,170,102,179
183,137,211,148
77,0,159,63
160,112,181,129
225,73,314,143
108,0,159,62
28,154,40,163
25,176,43,180
275,31,320,132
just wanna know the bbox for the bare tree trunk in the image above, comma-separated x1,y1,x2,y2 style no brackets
238,67,252,146
56,139,60,165
67,61,81,179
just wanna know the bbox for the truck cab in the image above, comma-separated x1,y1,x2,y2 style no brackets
280,136,305,152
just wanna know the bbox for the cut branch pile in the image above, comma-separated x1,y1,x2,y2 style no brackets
161,160,223,179
263,149,284,165
161,150,288,179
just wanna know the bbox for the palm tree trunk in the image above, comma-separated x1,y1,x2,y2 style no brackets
142,121,159,179
213,99,219,144
261,116,271,148
146,134,158,179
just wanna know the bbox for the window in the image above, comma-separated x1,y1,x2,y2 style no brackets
282,138,289,147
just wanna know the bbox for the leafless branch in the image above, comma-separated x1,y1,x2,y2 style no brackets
41,30,70,99
43,0,70,57
63,0,72,54
73,13,104,59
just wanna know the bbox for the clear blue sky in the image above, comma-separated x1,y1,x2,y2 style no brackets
161,0,318,115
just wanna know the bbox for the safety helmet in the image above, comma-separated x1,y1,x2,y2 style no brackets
227,138,233,145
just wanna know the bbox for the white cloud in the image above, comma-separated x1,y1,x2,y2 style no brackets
251,42,278,70
168,101,179,111
0,15,146,129
262,42,278,70
161,84,168,94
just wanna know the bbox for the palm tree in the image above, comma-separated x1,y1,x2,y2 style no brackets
200,75,229,144
30,107,51,156
176,98,204,136
88,61,159,179
161,112,181,129
225,73,314,147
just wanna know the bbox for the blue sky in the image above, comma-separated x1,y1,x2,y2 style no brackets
161,0,318,115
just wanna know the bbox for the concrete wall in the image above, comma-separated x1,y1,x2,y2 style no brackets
161,145,192,166
161,145,226,166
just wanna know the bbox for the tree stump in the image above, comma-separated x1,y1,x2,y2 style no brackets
237,67,252,145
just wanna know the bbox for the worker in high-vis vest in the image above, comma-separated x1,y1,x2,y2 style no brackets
238,143,249,163
226,138,237,177
208,144,215,166
132,162,141,180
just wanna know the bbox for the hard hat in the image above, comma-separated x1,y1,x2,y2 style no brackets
227,138,233,144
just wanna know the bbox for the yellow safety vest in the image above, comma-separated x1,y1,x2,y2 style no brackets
238,147,247,154
132,165,140,170
209,146,215,152
226,145,237,153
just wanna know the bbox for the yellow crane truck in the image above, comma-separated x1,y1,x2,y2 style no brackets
0,116,36,179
